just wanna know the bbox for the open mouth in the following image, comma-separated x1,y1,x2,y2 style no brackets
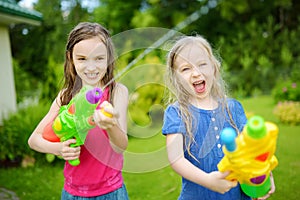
193,80,206,93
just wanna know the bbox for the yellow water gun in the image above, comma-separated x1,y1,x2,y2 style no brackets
217,115,279,198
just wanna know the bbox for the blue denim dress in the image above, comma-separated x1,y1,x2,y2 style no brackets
162,99,251,200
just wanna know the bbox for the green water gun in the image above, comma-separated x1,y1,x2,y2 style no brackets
52,85,103,166
218,116,279,198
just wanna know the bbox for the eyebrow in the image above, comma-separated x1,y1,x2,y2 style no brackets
74,53,106,57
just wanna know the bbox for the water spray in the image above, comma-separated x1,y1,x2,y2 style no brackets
102,2,218,91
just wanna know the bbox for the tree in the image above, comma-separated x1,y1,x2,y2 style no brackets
93,0,143,34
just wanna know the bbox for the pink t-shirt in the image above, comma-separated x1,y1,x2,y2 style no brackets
63,88,124,197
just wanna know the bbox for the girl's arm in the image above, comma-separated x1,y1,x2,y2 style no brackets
28,96,81,161
166,133,237,194
93,83,129,153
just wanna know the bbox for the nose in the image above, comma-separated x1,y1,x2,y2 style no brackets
85,60,96,71
191,66,202,77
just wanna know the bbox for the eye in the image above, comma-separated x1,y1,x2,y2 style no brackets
180,65,191,72
77,57,86,61
96,56,105,61
199,63,207,67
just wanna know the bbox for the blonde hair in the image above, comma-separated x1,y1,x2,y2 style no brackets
165,35,238,159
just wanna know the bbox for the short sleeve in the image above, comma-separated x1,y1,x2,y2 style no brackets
162,104,186,135
228,99,247,132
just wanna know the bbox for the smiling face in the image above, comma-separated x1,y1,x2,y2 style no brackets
174,42,215,105
72,37,108,87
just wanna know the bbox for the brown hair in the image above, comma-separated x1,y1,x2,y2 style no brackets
60,22,115,105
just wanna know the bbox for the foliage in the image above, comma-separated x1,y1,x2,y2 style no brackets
9,23,49,79
119,53,166,127
272,80,300,103
130,0,203,29
39,56,64,101
129,84,165,126
273,101,300,125
218,16,282,97
10,0,90,81
93,0,142,34
8,0,300,103
0,101,51,162
12,59,40,103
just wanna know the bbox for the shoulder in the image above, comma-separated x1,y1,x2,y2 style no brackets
226,98,247,130
114,83,128,96
226,98,244,110
55,88,70,106
164,102,180,116
162,102,186,134
55,90,64,106
45,93,62,120
112,83,129,105
165,101,179,110
116,82,128,91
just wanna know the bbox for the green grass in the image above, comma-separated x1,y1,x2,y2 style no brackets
0,96,299,199
0,161,64,199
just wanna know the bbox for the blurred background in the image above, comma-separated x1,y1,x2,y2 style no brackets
0,0,299,199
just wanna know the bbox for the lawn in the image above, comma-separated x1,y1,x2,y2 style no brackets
0,96,299,199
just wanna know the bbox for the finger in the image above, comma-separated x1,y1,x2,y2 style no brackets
93,111,100,123
258,195,269,200
225,180,237,190
230,180,238,187
64,153,80,160
220,171,231,178
99,101,110,108
259,191,272,200
269,184,276,194
62,147,80,156
63,139,77,146
70,146,80,152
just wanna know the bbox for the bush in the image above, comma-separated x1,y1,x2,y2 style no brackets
13,59,41,103
273,101,300,125
0,101,51,163
272,80,300,103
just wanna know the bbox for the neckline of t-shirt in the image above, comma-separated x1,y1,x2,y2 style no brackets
189,103,221,114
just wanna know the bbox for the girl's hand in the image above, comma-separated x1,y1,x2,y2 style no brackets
59,139,81,161
93,101,119,130
252,173,275,200
207,171,238,194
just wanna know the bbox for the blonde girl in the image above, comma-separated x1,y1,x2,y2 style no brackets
162,35,274,200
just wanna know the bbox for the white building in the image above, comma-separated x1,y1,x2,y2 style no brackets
0,0,42,125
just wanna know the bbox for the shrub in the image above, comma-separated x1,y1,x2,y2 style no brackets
273,101,300,125
13,59,41,103
272,80,300,103
0,101,51,163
